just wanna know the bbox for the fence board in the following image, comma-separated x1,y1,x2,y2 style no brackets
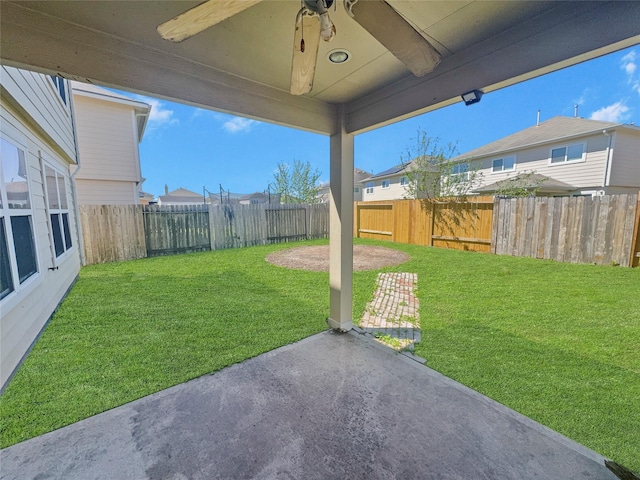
630,193,640,267
494,194,638,266
143,204,210,256
209,203,329,250
355,198,493,253
79,204,146,265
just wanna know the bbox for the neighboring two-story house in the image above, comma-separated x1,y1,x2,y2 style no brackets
71,82,150,205
363,116,640,201
361,164,411,201
1,67,81,389
317,168,371,202
454,116,640,196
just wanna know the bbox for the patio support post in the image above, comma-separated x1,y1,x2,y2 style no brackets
327,105,354,332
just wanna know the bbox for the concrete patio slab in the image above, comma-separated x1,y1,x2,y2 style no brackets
1,331,618,480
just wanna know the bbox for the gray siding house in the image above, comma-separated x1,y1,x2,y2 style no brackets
452,116,640,196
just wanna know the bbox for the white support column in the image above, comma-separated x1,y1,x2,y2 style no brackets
327,105,354,332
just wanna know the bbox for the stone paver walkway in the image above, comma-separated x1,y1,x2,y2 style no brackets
359,272,420,350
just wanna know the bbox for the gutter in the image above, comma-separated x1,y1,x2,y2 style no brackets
602,130,614,189
68,81,86,266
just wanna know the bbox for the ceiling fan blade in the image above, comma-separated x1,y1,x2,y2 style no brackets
348,0,441,77
157,0,263,43
290,12,322,96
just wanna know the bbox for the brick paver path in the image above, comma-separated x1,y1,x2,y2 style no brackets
359,272,420,350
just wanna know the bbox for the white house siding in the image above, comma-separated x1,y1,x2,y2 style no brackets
1,67,76,160
363,175,410,201
75,179,139,205
1,77,81,390
474,133,610,192
608,130,640,189
73,96,141,202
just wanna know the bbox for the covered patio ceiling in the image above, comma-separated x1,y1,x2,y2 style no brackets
2,1,639,136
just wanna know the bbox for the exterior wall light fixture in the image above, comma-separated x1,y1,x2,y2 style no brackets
461,89,483,106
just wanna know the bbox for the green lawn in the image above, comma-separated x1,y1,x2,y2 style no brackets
1,239,638,472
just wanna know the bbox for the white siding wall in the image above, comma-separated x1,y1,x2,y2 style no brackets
1,67,76,163
608,130,640,188
363,174,409,201
73,95,141,204
474,133,611,191
1,95,81,389
75,179,139,205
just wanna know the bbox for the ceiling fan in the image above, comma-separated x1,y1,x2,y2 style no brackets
157,0,441,96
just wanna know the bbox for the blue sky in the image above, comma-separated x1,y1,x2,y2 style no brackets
126,46,639,198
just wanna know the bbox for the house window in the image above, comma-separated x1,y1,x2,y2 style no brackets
44,165,73,257
381,180,390,189
1,137,38,298
492,156,515,172
365,181,374,194
49,76,67,105
550,143,584,164
400,176,408,186
0,220,14,299
451,163,469,180
354,187,360,193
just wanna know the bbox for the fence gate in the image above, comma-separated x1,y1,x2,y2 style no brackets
266,207,307,242
143,204,210,256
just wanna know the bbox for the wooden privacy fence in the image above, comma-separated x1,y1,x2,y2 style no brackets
80,203,329,264
210,203,329,250
355,193,640,266
80,195,639,266
79,204,146,265
354,197,495,253
143,204,210,256
492,194,640,267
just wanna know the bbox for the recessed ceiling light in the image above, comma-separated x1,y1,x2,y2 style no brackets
327,49,351,64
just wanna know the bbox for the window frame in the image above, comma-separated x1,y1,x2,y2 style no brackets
400,176,408,186
0,134,40,303
48,75,68,106
381,179,390,189
451,162,469,181
365,181,374,194
549,142,585,165
42,160,74,263
491,156,516,173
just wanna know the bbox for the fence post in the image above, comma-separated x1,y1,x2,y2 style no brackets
629,192,640,267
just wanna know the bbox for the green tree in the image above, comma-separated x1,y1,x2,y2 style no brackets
401,128,482,199
273,159,322,204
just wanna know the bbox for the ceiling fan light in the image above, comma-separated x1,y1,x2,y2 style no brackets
327,49,350,64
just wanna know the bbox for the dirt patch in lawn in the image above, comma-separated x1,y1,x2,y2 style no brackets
265,245,410,271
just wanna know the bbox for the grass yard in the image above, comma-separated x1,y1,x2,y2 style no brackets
1,238,638,472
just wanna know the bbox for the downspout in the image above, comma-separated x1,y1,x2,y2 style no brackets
602,130,613,191
68,82,86,265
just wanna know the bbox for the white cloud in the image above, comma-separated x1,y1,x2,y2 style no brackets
589,101,630,122
621,50,640,95
223,117,257,133
621,51,637,75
